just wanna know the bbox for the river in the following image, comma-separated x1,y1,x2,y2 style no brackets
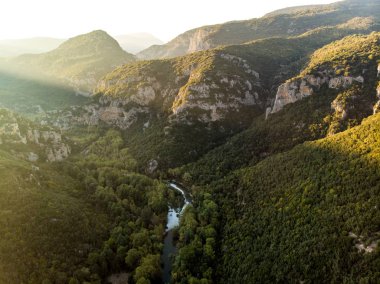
161,182,191,283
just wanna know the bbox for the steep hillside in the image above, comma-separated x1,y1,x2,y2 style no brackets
213,111,380,283
178,32,380,185
137,0,380,60
166,30,380,284
0,109,171,283
6,30,135,94
70,22,378,172
0,108,71,162
169,113,380,283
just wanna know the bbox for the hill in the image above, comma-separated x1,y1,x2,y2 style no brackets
177,32,380,185
0,108,173,283
72,21,379,172
170,110,380,283
166,29,380,284
137,0,380,60
5,30,135,94
210,111,380,283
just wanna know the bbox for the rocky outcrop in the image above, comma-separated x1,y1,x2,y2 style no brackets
137,28,214,59
373,83,380,114
328,75,364,89
0,109,70,162
270,74,364,115
75,103,150,130
349,232,379,254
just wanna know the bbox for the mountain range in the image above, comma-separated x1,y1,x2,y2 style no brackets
137,0,380,59
0,0,380,283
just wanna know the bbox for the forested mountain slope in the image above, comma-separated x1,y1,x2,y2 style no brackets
168,110,380,283
3,30,135,94
177,32,380,184
0,109,173,283
137,0,380,59
86,22,379,172
214,111,380,283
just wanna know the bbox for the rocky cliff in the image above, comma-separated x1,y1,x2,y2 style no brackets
269,33,380,117
0,109,70,162
269,74,364,115
95,50,265,128
137,0,380,60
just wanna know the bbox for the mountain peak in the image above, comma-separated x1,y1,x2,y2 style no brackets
56,29,123,54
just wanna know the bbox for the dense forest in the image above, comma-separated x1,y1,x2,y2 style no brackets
0,0,380,283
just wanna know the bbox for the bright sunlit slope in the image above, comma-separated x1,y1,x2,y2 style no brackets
213,110,380,283
137,0,380,59
178,31,380,184
92,20,378,171
167,31,380,283
5,30,135,93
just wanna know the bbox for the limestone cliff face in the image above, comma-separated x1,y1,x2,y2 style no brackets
137,28,214,60
374,64,380,114
0,109,70,162
92,51,264,129
270,74,364,115
374,83,380,114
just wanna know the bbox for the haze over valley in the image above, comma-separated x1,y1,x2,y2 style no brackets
0,0,380,283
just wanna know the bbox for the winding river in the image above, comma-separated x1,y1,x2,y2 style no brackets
162,182,192,283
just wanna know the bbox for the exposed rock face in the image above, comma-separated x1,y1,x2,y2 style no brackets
147,159,158,174
349,232,379,254
26,130,71,161
92,52,264,129
137,1,380,60
75,103,149,130
187,29,212,53
328,75,364,89
374,84,380,114
137,28,214,59
331,97,348,120
0,109,70,162
270,74,364,115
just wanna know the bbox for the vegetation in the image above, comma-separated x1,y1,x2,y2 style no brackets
0,71,89,115
138,0,380,59
212,113,380,283
0,30,135,92
0,111,170,283
1,2,380,283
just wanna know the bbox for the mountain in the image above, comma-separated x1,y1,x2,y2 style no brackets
197,111,380,283
0,37,64,57
1,0,380,282
167,30,380,284
115,33,163,54
179,31,380,185
137,0,380,60
6,30,135,94
67,19,377,172
0,108,170,283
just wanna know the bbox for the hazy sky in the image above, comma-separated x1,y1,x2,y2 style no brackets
2,0,337,42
